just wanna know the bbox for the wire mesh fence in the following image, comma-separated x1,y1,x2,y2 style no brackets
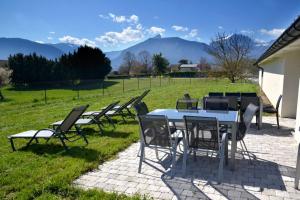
0,77,204,104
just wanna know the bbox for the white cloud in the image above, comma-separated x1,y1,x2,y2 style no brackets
47,37,53,40
172,25,188,32
99,14,109,19
96,26,144,45
218,26,223,29
260,28,285,38
49,31,55,34
136,23,142,30
147,26,165,35
59,35,96,47
240,29,254,35
188,29,198,37
129,15,139,24
254,38,270,46
101,13,139,24
35,40,45,44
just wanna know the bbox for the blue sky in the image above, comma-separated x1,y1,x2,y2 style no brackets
0,0,299,51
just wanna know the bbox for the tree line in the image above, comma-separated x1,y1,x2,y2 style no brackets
8,46,112,85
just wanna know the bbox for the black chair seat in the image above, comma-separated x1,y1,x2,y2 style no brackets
263,105,277,113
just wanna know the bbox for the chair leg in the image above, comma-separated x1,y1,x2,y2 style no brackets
295,143,300,189
10,138,16,151
35,138,39,143
155,146,160,160
59,136,68,150
138,143,145,173
276,112,280,129
182,138,188,176
171,143,177,177
75,125,88,145
241,139,255,163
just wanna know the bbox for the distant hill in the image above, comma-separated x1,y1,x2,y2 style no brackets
49,43,79,54
0,36,272,70
106,35,272,70
0,38,64,60
106,35,213,70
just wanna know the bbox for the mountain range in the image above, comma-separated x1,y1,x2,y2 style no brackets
0,36,272,70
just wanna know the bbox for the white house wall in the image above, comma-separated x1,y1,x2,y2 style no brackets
281,50,300,118
260,57,285,116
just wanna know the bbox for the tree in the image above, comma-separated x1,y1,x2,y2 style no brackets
0,66,12,100
61,45,112,80
119,51,136,75
8,46,112,85
152,53,169,75
138,51,152,74
208,33,253,83
198,57,211,71
178,59,189,65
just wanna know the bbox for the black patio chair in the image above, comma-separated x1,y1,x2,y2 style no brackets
209,92,223,97
133,101,149,116
225,92,241,98
228,103,259,163
176,98,198,110
105,97,138,122
225,96,239,111
240,96,260,127
241,92,257,97
182,116,228,182
203,97,229,111
183,93,191,99
137,115,181,175
263,95,282,129
8,105,89,151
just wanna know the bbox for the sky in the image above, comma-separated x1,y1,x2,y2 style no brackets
0,0,299,52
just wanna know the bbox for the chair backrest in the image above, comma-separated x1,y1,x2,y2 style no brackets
138,115,172,147
59,105,89,132
115,97,138,112
276,95,283,110
204,97,229,111
209,92,223,97
135,90,150,103
176,98,198,110
241,92,257,97
133,101,149,116
225,96,238,111
184,116,220,151
240,96,259,112
237,103,259,140
225,92,241,98
183,93,191,100
94,101,120,120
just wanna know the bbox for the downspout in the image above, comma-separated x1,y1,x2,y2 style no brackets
256,64,264,94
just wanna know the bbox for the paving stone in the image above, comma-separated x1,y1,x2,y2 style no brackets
73,116,300,200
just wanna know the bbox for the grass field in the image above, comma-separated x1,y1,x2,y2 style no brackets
0,78,258,199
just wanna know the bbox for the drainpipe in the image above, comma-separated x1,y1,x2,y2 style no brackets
256,65,264,94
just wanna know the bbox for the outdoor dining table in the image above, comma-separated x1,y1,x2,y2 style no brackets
148,108,239,170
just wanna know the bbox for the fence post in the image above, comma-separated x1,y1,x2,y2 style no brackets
137,77,140,89
102,80,104,96
122,79,125,93
160,76,161,87
44,89,47,104
77,87,79,99
150,76,151,88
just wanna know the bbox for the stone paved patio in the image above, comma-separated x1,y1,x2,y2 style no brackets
74,117,300,200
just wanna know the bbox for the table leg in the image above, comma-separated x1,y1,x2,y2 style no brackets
259,98,263,129
231,122,237,170
295,143,300,189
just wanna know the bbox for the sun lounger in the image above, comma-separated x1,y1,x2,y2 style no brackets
8,105,89,151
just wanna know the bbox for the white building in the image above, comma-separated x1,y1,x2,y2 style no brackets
256,16,300,141
179,64,198,72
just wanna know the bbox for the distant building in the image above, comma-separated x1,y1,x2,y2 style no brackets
179,64,198,72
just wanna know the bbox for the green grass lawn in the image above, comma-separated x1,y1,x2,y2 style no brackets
0,78,258,199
